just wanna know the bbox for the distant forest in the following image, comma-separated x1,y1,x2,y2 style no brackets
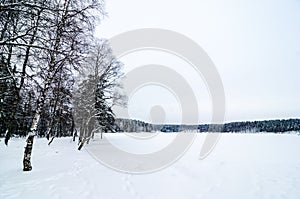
115,118,300,133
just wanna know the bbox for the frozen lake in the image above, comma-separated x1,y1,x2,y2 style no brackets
1,133,300,199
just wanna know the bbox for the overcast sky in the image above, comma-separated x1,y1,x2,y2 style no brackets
95,0,300,124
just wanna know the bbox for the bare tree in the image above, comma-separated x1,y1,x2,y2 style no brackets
1,0,104,171
73,39,125,149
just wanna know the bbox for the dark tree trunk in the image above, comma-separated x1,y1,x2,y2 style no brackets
23,135,34,171
46,133,50,140
72,119,76,141
4,129,10,145
72,129,77,142
78,138,86,150
48,136,55,146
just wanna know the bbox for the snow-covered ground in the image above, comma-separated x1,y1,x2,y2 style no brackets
1,133,300,199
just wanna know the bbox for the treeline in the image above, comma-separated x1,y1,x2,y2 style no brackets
221,119,300,133
115,118,153,132
115,118,300,133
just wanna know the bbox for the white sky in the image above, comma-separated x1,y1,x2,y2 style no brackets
95,0,300,124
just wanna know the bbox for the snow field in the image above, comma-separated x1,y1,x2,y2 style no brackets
1,133,300,199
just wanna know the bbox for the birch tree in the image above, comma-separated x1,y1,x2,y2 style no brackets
1,0,104,171
74,39,125,149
